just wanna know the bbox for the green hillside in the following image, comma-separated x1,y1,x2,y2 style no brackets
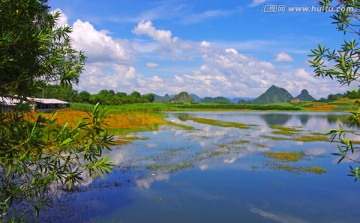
154,94,172,102
201,96,231,104
295,89,316,101
251,85,294,104
190,94,202,102
169,92,195,104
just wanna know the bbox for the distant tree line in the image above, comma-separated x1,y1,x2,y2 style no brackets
33,83,155,105
34,84,360,106
317,88,360,102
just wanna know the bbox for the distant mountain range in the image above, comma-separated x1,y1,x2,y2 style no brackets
251,85,316,104
153,86,315,104
295,89,316,101
228,97,253,104
201,96,230,104
251,85,294,104
154,93,253,104
169,92,195,103
190,94,202,103
154,94,172,103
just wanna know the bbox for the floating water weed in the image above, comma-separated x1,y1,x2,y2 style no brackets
232,140,250,145
253,143,268,149
113,136,148,145
269,125,303,136
182,116,257,129
166,121,196,130
293,135,329,142
261,132,330,143
261,135,289,141
146,161,194,172
264,151,306,162
270,164,327,174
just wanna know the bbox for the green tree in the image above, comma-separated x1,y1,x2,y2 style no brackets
108,90,115,96
130,91,141,98
116,92,127,97
0,0,113,221
97,89,115,105
344,88,360,99
76,90,91,103
38,84,78,101
142,93,155,102
327,93,340,101
309,0,360,180
0,0,85,99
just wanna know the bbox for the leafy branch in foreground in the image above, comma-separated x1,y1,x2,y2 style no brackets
0,104,114,222
0,1,114,221
328,120,360,180
309,0,360,180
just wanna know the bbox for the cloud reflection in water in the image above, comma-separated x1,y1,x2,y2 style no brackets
136,173,170,189
250,206,308,223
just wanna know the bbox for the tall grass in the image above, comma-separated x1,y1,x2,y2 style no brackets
70,103,95,112
30,109,166,135
70,99,356,113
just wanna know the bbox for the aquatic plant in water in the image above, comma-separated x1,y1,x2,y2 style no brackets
264,151,306,162
269,125,303,136
292,135,329,142
146,161,194,172
181,116,257,129
261,132,330,143
112,136,148,145
269,164,327,174
260,135,289,141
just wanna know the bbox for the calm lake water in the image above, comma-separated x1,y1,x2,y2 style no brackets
46,112,360,223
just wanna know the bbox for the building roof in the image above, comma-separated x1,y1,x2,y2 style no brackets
0,97,70,105
33,98,70,104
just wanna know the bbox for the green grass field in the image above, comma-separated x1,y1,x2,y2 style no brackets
71,99,358,113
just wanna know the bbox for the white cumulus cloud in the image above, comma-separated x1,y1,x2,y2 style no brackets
77,63,139,93
146,62,159,68
133,20,200,60
56,10,343,99
201,41,210,47
225,48,239,55
133,20,173,44
275,52,293,62
295,68,316,82
71,20,135,63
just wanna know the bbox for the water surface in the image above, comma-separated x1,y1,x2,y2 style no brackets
47,112,360,223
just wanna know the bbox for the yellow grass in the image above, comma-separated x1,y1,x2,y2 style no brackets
29,109,166,130
307,105,335,111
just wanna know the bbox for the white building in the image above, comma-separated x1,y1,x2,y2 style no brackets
0,97,70,113
33,98,70,112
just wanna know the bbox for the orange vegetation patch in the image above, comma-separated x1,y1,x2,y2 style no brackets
105,113,166,129
307,105,335,111
29,109,166,129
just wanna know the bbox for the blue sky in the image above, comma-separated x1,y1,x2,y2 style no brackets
49,0,352,98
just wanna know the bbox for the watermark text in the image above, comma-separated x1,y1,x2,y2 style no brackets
262,5,354,13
